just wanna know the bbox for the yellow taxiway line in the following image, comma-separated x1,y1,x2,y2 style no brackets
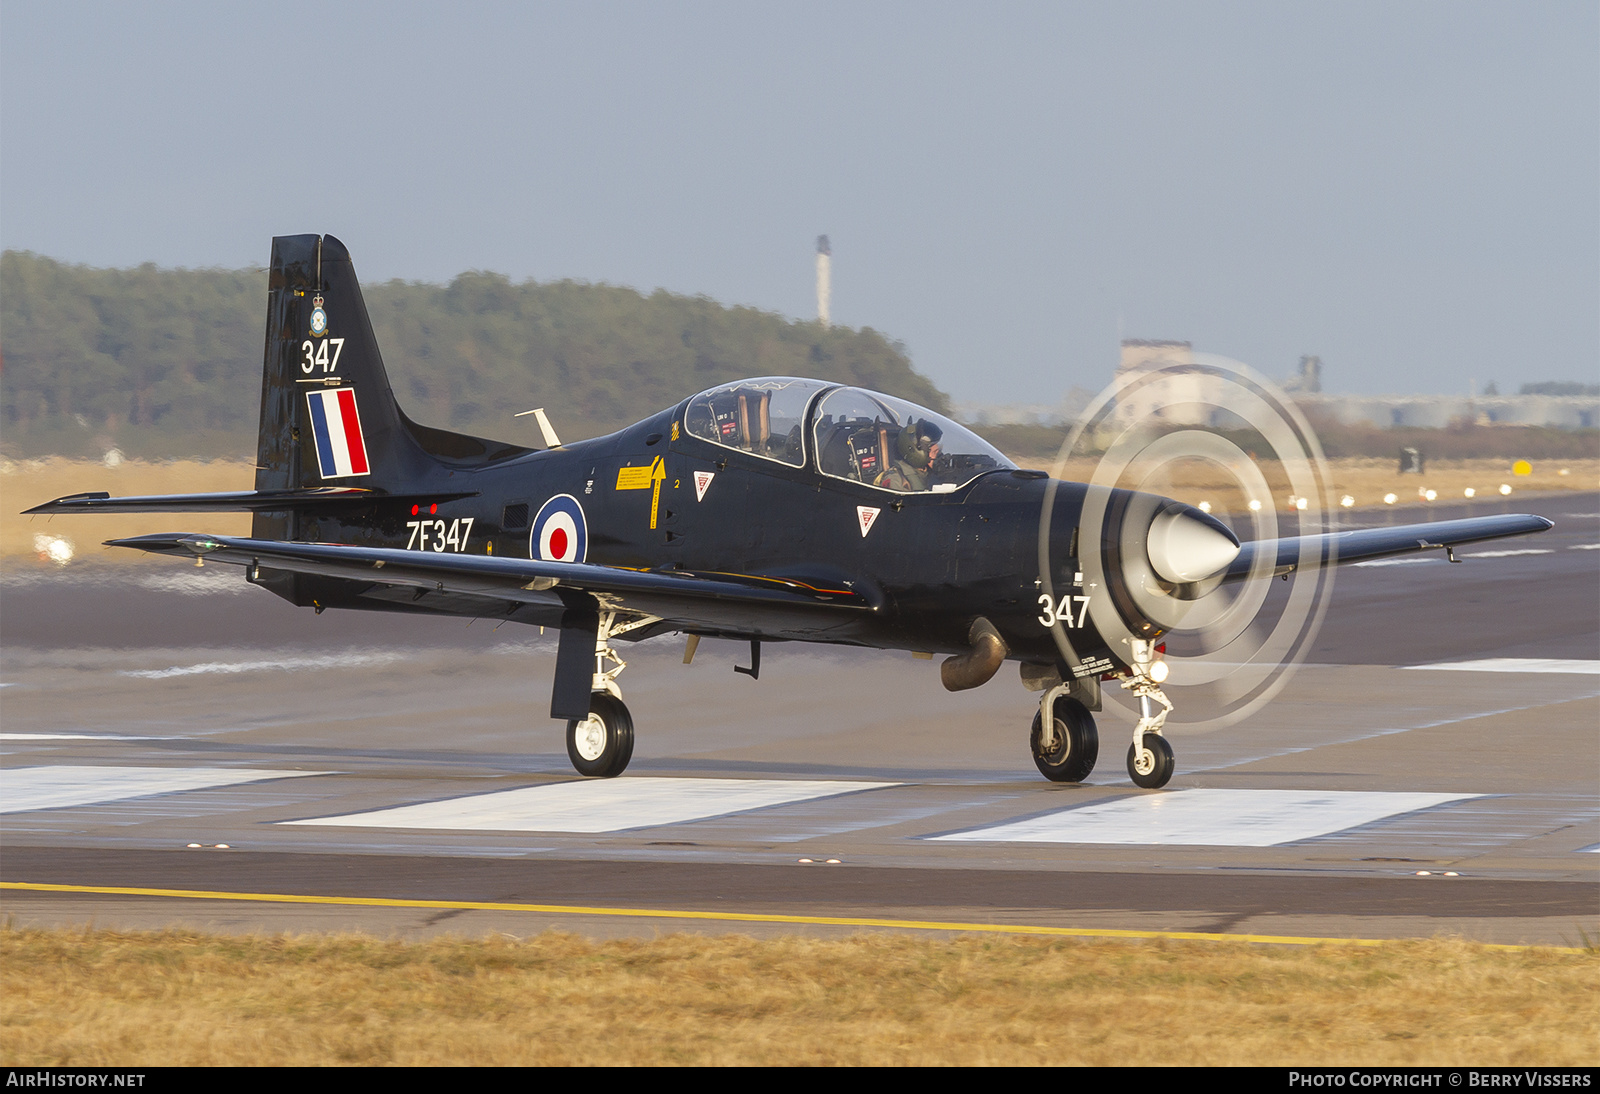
0,881,1575,951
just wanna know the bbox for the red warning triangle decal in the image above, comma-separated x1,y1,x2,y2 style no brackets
857,506,881,537
693,470,714,502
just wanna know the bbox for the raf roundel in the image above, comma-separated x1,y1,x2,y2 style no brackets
530,494,588,563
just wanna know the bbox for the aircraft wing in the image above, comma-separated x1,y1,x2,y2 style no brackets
1227,513,1554,579
104,533,879,633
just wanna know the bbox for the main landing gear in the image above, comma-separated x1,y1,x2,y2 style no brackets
567,693,634,778
1031,685,1099,783
563,609,655,778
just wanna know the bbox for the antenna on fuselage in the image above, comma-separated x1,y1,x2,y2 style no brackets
515,407,563,449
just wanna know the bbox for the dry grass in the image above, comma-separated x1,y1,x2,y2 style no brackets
1,926,1595,1066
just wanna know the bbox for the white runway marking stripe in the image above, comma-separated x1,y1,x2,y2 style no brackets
1351,557,1439,568
1402,658,1600,675
286,777,899,834
1461,548,1551,558
0,766,329,814
933,790,1480,847
0,733,148,741
1571,543,1600,550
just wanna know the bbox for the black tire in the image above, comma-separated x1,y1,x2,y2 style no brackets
1126,734,1174,789
566,694,635,778
1030,696,1099,782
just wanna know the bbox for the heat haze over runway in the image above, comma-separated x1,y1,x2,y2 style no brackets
3,494,1596,945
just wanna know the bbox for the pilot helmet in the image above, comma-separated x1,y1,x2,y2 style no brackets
896,419,943,465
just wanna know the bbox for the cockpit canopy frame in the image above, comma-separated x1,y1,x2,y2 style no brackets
682,377,1014,494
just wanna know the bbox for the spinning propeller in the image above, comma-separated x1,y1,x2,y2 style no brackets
1037,356,1339,784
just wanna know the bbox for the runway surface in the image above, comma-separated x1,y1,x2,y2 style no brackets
3,493,1596,944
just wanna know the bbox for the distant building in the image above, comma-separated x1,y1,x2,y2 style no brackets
1113,340,1228,426
952,344,1598,431
1284,355,1322,394
1298,393,1597,430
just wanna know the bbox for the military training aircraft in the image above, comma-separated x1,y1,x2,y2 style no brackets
26,235,1555,788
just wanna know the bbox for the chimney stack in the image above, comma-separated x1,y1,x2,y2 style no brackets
815,235,832,328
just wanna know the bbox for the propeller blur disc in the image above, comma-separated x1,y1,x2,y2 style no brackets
1038,354,1337,731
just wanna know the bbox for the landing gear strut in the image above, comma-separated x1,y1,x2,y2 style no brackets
1031,684,1099,782
1121,639,1175,789
562,609,657,778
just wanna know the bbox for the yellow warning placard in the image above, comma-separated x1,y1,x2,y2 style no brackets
616,457,663,490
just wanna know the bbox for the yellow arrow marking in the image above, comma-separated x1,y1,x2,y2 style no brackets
649,457,666,529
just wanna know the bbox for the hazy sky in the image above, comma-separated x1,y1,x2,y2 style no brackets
3,2,1595,405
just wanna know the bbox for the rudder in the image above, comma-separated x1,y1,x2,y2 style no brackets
254,235,412,504
251,234,530,541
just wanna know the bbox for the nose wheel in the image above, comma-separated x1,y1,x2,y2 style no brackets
1126,733,1174,789
567,693,634,778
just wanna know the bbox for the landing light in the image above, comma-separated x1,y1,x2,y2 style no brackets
1149,660,1170,683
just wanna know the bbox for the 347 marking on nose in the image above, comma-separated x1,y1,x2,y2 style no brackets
1038,594,1090,628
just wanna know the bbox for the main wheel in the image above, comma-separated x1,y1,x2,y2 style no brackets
1126,734,1174,789
1030,696,1099,782
566,693,635,777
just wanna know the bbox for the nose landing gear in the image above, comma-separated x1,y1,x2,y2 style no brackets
1121,639,1175,789
1126,731,1174,789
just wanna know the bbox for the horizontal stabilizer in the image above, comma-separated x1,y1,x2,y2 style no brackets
24,488,478,515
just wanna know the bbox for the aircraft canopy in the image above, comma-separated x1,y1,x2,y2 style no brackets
683,377,1014,494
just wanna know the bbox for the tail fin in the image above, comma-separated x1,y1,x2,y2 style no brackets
253,234,530,538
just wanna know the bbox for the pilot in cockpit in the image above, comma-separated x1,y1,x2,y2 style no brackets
876,419,943,492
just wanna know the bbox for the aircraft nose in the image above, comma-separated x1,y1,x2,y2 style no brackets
1145,505,1240,584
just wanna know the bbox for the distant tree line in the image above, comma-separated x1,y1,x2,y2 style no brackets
0,251,947,457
